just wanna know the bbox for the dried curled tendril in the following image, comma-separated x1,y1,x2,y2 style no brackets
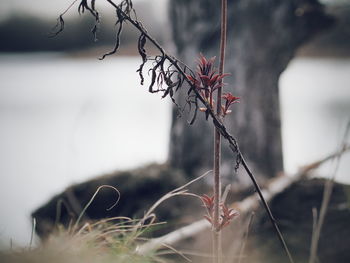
51,0,241,170
52,0,195,117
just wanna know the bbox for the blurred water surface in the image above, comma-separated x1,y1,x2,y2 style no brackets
0,53,171,247
280,57,350,182
0,53,349,247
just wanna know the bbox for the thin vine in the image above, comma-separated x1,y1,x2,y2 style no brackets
52,1,294,262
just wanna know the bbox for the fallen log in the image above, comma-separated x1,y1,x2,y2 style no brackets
136,146,350,255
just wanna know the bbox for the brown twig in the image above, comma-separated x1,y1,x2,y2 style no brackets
54,1,293,262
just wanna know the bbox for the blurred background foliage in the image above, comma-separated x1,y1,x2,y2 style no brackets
0,2,349,56
0,2,165,53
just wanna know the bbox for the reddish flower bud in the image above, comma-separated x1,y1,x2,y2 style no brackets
190,54,231,116
222,92,240,116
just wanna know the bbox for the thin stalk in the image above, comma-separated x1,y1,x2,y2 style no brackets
213,1,227,263
29,218,36,249
237,212,255,263
309,122,350,263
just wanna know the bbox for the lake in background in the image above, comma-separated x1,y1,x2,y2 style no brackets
0,53,349,247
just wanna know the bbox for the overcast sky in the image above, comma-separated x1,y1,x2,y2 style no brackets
0,0,167,19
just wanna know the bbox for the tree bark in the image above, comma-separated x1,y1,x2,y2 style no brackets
168,0,333,185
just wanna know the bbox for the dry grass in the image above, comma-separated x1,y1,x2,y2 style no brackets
0,217,168,263
0,170,212,263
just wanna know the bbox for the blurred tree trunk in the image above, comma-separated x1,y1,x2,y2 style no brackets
168,0,333,186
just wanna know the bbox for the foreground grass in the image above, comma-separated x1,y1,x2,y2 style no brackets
0,218,169,263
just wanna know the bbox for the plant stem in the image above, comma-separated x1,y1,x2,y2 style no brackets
213,1,227,262
309,122,350,263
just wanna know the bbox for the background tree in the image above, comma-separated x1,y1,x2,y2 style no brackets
168,0,333,186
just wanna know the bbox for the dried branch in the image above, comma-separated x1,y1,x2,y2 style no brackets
53,1,294,261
